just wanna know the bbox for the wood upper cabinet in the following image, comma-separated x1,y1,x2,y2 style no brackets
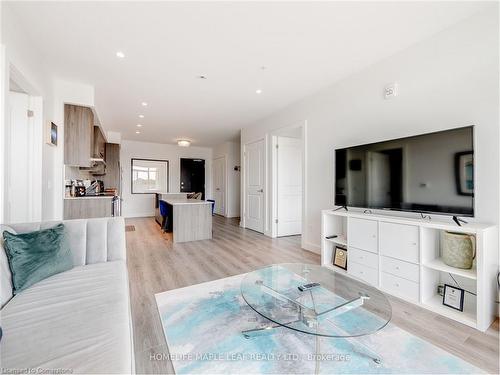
93,126,106,159
64,104,93,167
102,143,121,194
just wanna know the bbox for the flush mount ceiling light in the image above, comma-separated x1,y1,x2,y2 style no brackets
135,131,141,134
136,124,142,127
177,140,191,147
256,89,262,94
116,51,125,58
141,102,148,107
138,114,144,118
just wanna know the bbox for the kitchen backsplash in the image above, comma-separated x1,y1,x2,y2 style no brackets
64,165,94,180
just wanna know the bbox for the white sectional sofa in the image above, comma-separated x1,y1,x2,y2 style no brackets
0,217,134,374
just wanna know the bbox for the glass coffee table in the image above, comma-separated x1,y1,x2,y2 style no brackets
240,264,392,371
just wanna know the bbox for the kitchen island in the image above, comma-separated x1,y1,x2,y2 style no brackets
158,195,212,243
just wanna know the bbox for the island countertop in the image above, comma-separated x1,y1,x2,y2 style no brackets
163,198,212,205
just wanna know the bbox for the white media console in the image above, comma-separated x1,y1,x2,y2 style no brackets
321,209,498,331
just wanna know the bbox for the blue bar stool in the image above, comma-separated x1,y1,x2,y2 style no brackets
159,200,170,232
207,199,215,216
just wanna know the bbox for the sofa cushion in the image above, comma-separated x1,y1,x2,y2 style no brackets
2,217,126,268
0,260,133,374
3,223,73,294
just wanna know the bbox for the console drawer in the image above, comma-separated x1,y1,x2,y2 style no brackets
381,272,419,302
348,261,378,286
349,247,378,270
380,222,419,263
347,218,378,253
381,256,419,283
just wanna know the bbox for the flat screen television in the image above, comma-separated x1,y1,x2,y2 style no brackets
334,126,474,217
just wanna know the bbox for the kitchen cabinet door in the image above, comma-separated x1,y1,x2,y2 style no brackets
64,104,93,167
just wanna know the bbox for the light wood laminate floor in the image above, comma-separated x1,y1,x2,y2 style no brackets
126,216,499,374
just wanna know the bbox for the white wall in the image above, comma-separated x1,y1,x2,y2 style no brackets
0,44,6,224
213,141,241,218
121,140,213,217
2,3,102,223
241,10,499,253
1,4,56,222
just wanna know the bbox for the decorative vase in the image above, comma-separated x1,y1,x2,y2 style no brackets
441,231,475,269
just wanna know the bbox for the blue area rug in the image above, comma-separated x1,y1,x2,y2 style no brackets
155,272,482,374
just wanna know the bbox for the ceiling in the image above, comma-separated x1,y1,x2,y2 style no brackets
6,1,491,147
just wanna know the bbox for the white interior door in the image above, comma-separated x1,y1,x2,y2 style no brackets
7,91,31,223
277,136,302,236
244,139,265,233
213,157,225,215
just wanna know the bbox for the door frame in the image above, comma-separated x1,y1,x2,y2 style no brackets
270,122,307,246
241,137,266,231
4,64,43,223
212,155,227,217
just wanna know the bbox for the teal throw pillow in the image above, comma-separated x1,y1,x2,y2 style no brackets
3,223,73,294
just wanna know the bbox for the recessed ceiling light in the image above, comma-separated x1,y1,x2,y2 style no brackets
138,114,144,118
116,51,125,58
141,102,148,107
177,140,191,147
135,131,141,134
256,89,262,94
137,124,142,128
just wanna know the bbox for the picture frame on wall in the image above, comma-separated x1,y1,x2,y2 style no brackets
455,151,473,196
442,284,465,311
48,122,58,146
332,246,347,270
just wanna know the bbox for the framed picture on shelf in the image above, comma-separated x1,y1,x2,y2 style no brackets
442,284,465,311
332,246,347,270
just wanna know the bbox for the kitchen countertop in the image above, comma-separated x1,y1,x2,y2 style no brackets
163,198,212,205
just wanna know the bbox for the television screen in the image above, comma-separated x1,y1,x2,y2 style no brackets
334,126,474,216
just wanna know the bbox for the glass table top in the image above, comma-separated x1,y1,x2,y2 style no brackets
240,264,392,338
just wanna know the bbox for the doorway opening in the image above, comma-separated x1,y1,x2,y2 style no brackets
4,66,43,223
180,158,205,199
271,124,304,239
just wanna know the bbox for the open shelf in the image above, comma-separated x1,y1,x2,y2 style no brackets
323,263,347,274
423,294,476,328
423,258,476,280
325,235,347,247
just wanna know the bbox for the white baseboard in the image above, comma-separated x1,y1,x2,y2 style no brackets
302,241,321,255
123,212,155,218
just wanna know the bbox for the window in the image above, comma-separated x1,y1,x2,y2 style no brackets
131,158,169,194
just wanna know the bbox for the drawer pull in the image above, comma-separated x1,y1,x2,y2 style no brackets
395,283,400,287
360,271,364,274
395,266,400,270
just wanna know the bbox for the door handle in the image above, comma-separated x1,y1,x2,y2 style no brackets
258,189,264,193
